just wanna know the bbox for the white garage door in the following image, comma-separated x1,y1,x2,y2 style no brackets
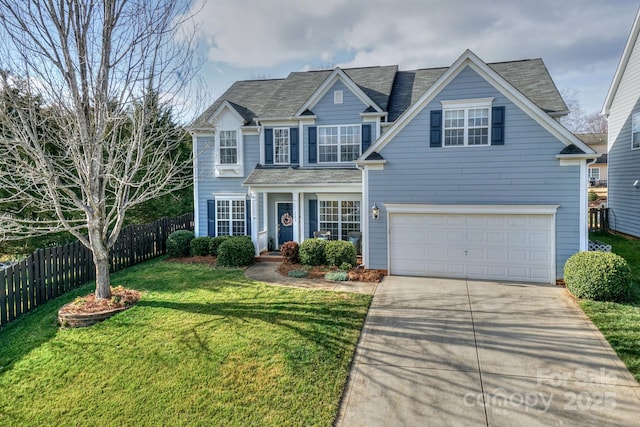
388,207,556,283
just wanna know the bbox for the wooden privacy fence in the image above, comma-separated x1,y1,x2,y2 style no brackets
589,207,609,232
0,213,193,327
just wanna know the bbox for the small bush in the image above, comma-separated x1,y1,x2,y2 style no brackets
299,238,327,266
166,230,194,258
588,191,599,202
209,235,231,257
287,269,308,278
564,251,632,302
190,236,214,256
281,241,300,263
217,236,255,267
325,240,357,267
340,262,353,271
325,271,349,281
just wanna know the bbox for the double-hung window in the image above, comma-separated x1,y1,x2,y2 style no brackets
588,167,600,181
319,200,360,240
318,125,361,162
216,198,245,236
633,112,640,150
442,99,492,147
274,128,290,164
219,130,238,164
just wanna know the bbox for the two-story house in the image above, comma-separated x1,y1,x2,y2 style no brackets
603,8,640,238
191,50,596,284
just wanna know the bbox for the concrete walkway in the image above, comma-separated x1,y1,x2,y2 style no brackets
337,276,640,427
244,261,378,295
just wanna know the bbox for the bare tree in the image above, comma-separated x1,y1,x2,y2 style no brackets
0,0,200,299
559,88,608,134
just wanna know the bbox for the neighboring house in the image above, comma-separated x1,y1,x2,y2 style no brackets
575,133,608,188
602,8,640,238
191,50,596,284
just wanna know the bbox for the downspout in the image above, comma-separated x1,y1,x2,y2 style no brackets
355,162,367,268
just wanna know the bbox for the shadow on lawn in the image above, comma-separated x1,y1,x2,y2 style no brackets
136,298,369,355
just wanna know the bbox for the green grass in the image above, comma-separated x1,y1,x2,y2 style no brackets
0,259,371,426
583,232,640,381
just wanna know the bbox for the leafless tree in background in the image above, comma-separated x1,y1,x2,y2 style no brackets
0,0,200,299
560,88,608,134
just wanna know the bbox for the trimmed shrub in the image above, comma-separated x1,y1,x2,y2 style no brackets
588,191,599,202
299,238,327,266
166,230,194,258
340,262,352,271
564,251,632,302
325,271,349,281
325,240,357,267
217,236,255,267
287,269,308,278
281,241,300,264
209,235,231,257
190,236,214,256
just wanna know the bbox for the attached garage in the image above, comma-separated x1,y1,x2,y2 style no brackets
386,204,559,284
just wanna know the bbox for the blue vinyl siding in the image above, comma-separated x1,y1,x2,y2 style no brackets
303,80,368,165
195,133,259,236
367,66,581,278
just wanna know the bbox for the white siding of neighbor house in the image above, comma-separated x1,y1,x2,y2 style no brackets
608,35,640,238
367,66,581,279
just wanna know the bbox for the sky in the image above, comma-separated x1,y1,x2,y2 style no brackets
185,0,640,117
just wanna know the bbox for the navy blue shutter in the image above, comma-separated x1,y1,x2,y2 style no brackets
265,128,273,164
361,124,372,152
308,199,318,238
308,127,317,164
290,127,299,164
491,106,505,146
245,200,251,236
207,199,216,236
430,110,442,147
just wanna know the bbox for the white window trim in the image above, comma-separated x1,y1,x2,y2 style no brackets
215,194,246,236
215,129,243,177
632,112,640,150
588,167,601,180
317,124,362,163
273,127,290,165
441,98,493,147
318,198,361,241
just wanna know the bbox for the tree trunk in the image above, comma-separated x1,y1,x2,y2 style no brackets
91,236,112,300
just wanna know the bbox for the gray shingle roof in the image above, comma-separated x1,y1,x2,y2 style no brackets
243,167,361,186
559,144,586,155
195,58,568,127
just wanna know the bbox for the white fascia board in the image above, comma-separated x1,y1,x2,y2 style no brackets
556,154,599,161
295,68,383,116
384,204,560,215
241,126,260,135
213,101,245,124
189,129,215,137
253,118,300,127
603,7,640,115
359,49,596,161
354,160,386,170
245,183,362,193
360,111,388,119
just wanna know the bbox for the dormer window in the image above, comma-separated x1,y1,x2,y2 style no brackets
219,130,238,164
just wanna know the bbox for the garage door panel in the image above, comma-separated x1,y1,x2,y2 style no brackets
389,212,554,283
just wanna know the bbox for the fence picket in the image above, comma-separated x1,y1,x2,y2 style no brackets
0,213,193,327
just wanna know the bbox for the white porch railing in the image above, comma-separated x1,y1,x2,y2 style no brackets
258,230,268,254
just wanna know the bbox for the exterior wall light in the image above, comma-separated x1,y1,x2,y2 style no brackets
633,180,639,188
371,202,379,220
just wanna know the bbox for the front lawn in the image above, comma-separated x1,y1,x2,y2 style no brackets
0,259,371,426
583,232,640,381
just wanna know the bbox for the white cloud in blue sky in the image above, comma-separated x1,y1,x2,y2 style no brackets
187,0,639,116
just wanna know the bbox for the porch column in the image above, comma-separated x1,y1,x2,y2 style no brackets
262,193,268,231
299,192,305,242
292,191,300,242
250,192,259,256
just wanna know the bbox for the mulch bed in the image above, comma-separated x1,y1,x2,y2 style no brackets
278,262,385,283
59,286,141,315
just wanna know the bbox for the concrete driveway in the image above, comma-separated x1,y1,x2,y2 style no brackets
337,276,640,427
